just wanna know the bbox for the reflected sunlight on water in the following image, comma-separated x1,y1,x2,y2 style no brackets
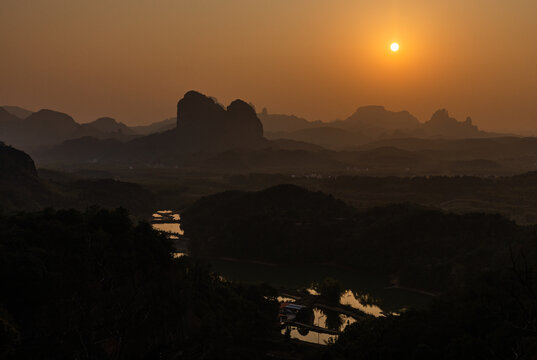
282,308,357,345
152,223,184,235
339,290,384,317
152,210,184,235
277,296,296,303
306,288,320,296
152,211,187,257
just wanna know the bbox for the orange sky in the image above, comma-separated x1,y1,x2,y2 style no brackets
1,0,536,133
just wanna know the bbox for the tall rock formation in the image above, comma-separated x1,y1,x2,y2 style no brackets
176,91,264,152
422,109,482,138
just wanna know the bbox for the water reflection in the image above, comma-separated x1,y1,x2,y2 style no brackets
306,288,320,296
152,210,186,257
152,223,184,236
152,211,184,235
282,307,357,345
277,296,296,303
340,290,384,317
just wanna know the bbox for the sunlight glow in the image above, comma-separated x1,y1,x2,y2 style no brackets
390,42,399,52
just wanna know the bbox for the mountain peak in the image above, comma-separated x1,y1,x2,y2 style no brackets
26,109,78,127
344,105,419,130
227,99,256,116
176,90,264,152
429,109,452,124
423,109,481,138
93,117,118,125
1,105,33,119
89,117,131,132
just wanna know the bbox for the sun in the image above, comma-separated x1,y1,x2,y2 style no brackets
390,42,399,52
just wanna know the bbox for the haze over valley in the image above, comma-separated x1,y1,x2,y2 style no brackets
2,1,537,358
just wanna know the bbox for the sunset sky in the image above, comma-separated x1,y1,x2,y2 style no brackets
1,0,536,132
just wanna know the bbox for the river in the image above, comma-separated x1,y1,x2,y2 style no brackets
151,210,432,344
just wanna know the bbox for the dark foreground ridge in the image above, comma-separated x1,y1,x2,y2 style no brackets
182,184,524,293
0,208,281,359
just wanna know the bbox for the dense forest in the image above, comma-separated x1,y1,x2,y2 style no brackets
183,184,533,292
2,145,537,358
182,184,537,358
0,208,281,359
324,262,537,359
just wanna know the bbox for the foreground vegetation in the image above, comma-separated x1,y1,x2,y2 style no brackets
183,184,532,292
1,204,536,359
325,265,537,359
0,208,280,359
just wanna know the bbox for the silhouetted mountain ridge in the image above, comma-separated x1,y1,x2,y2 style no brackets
176,91,265,152
0,109,141,149
82,117,135,135
340,105,419,131
131,117,176,135
0,105,33,119
262,106,503,150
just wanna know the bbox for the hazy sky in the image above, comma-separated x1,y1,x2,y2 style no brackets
1,0,536,132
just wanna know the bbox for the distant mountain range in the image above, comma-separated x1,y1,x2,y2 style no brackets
32,91,300,165
2,100,505,154
4,93,535,175
0,105,174,149
260,106,503,150
0,142,157,214
131,117,176,135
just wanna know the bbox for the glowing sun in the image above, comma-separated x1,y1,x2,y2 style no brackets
390,42,399,52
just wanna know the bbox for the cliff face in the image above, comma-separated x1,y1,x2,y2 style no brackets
176,91,264,152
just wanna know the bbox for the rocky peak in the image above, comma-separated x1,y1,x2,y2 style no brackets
424,109,481,137
176,91,265,152
344,105,419,130
177,91,226,130
87,117,133,134
429,109,453,125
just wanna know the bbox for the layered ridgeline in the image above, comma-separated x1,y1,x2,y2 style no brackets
0,107,140,148
2,92,266,154
0,208,279,358
0,143,156,215
176,91,265,152
261,106,495,150
182,184,527,293
34,91,277,164
0,142,49,211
